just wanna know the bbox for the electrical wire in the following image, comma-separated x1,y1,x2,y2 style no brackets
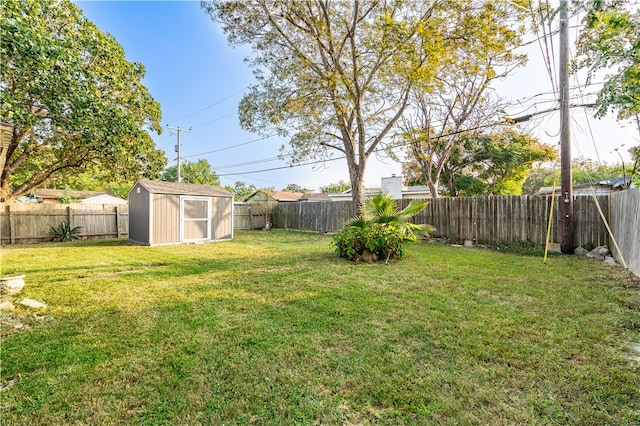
164,89,245,125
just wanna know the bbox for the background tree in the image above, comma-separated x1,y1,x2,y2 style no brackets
203,0,465,212
405,130,555,196
161,159,220,186
521,157,630,194
400,1,528,198
320,180,351,194
40,166,135,199
282,183,310,193
224,181,258,201
0,0,166,202
574,0,640,120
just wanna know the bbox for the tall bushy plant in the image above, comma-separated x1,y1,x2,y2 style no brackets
332,194,434,262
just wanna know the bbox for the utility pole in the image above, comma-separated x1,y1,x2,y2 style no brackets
559,0,574,254
166,125,191,183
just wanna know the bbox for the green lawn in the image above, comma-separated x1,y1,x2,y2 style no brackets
1,230,638,425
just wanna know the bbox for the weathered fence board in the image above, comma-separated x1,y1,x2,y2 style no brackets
0,203,128,244
271,195,612,249
234,202,278,230
271,201,356,232
609,188,640,277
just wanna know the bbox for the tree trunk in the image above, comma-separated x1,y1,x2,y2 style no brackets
346,161,365,217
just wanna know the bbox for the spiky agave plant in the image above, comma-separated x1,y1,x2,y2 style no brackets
50,221,82,242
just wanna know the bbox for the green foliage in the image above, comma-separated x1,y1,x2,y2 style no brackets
320,180,351,194
162,159,220,186
574,1,640,120
224,181,258,201
332,194,433,262
486,240,557,257
282,183,310,193
521,157,632,194
0,0,166,202
407,130,556,196
49,221,82,242
57,193,76,204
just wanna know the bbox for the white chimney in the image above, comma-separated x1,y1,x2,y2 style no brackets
381,175,403,199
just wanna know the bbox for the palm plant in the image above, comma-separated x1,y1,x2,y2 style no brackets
335,193,434,262
359,193,433,241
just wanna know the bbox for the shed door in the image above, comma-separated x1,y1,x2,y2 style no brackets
180,196,211,242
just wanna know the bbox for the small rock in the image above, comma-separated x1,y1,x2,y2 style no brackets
0,275,25,295
586,247,604,260
451,244,463,248
574,246,587,256
13,322,25,330
628,342,640,362
464,240,474,247
19,298,47,309
0,301,15,311
547,243,561,253
598,246,611,256
604,257,618,266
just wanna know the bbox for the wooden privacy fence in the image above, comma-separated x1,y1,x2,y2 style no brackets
233,202,278,230
0,203,127,244
609,188,640,276
271,195,612,248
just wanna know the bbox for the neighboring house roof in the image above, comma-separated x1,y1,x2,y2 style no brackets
80,194,128,205
328,187,382,201
301,193,331,201
536,176,635,196
134,180,232,197
32,188,108,200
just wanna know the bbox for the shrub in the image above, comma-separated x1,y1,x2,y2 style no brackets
50,221,82,242
332,194,434,262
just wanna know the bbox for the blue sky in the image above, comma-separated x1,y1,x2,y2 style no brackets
75,1,637,191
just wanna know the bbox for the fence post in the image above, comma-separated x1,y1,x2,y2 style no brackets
8,205,15,245
115,205,121,238
67,205,72,225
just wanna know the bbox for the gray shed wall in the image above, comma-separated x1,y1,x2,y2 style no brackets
128,183,150,244
212,196,233,240
152,194,180,244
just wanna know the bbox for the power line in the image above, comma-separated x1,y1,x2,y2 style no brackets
182,135,277,159
165,89,244,125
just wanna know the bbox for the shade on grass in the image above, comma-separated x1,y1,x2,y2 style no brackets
1,230,638,425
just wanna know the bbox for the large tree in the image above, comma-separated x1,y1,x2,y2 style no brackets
400,1,527,198
574,0,640,120
0,0,166,202
203,0,469,211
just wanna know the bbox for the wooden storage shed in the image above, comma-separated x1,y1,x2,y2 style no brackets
128,180,233,245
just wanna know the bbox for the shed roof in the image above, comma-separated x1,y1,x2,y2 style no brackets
135,180,232,197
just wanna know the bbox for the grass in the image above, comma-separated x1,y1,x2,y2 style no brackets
1,230,638,425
